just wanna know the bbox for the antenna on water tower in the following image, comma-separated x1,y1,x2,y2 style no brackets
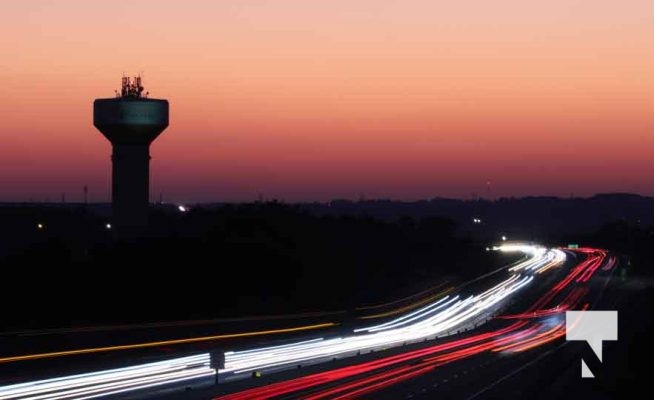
93,75,169,238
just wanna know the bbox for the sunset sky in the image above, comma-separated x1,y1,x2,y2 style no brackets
0,0,652,202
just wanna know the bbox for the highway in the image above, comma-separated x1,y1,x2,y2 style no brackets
0,281,453,370
0,313,341,389
0,275,454,398
200,246,608,400
0,244,628,399
185,245,618,400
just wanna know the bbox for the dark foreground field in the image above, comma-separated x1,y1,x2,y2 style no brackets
0,202,511,331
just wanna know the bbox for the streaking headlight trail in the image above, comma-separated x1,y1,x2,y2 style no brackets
0,243,570,400
216,248,610,400
0,354,214,400
220,244,565,375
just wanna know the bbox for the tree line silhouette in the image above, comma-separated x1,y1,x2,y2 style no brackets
0,198,651,331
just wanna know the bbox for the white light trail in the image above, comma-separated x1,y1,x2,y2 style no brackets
0,354,214,400
0,243,566,399
221,244,565,374
354,295,456,333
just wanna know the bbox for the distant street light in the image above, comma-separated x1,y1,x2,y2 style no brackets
37,223,44,230
106,223,112,230
501,235,507,241
178,205,188,212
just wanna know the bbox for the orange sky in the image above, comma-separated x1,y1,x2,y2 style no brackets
1,0,653,202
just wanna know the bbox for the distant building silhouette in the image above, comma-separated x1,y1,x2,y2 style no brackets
93,76,169,237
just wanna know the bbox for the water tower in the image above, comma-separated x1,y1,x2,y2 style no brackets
93,76,169,237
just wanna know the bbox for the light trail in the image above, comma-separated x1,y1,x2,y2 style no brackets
220,244,563,374
222,274,535,374
359,286,455,320
494,303,590,353
498,287,588,320
0,323,336,364
2,245,606,400
0,282,453,364
215,247,609,400
0,354,214,400
355,295,458,333
216,322,528,400
356,281,449,311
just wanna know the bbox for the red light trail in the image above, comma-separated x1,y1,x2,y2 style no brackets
215,248,609,400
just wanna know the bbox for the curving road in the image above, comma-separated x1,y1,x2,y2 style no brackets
0,244,618,400
208,245,607,400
